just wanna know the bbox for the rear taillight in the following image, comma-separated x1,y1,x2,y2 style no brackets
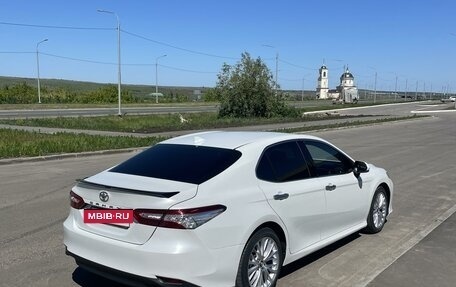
70,191,85,209
134,205,226,229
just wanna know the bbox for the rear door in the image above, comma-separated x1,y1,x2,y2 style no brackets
257,141,325,254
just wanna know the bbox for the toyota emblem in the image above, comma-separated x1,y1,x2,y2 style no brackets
99,191,109,202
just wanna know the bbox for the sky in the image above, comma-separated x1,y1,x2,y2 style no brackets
0,0,455,92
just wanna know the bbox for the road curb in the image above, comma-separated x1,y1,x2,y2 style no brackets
303,101,425,115
359,203,456,287
0,147,146,166
411,110,456,113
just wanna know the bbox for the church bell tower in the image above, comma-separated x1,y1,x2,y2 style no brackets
316,65,329,99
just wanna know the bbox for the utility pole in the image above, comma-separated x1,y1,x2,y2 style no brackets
301,77,305,101
275,52,279,97
262,45,279,97
155,54,167,103
116,14,121,115
415,80,418,100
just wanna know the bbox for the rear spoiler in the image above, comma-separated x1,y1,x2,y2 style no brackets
76,179,180,199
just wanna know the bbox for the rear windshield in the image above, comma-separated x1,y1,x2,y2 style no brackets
110,144,242,184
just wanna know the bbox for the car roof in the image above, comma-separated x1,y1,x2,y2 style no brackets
160,131,322,149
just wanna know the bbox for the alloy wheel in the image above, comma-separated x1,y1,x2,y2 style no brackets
372,192,387,229
247,237,280,287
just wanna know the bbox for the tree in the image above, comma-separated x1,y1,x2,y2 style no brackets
0,82,36,104
203,88,221,102
216,52,293,118
82,85,135,104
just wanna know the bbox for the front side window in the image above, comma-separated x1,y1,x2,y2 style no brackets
256,141,310,182
301,140,353,177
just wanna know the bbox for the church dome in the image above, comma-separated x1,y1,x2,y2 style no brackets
340,70,354,80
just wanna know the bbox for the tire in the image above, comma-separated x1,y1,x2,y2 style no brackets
365,186,389,234
235,228,283,287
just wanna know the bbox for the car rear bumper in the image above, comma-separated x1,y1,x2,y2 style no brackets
63,215,242,287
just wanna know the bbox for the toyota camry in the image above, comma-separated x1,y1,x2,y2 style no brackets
64,131,393,287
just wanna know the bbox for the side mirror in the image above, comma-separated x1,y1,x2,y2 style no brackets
353,161,369,177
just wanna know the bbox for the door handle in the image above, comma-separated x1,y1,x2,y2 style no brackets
325,184,337,191
273,192,289,200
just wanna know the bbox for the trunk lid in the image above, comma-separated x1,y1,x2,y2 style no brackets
72,171,198,245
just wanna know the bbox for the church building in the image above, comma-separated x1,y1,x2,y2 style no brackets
316,65,359,103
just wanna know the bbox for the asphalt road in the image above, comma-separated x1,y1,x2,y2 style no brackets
278,112,456,287
0,109,455,287
368,212,456,287
0,100,436,119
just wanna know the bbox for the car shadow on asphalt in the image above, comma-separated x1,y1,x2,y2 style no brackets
72,267,127,287
280,232,361,278
72,232,363,286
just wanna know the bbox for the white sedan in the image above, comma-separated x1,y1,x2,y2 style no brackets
64,131,393,287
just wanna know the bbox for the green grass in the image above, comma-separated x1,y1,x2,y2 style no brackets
0,129,164,159
0,115,428,159
0,112,368,133
273,115,428,133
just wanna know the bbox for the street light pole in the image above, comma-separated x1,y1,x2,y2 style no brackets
394,75,398,101
36,39,48,104
367,66,377,103
405,79,408,100
155,54,167,104
423,82,426,100
98,9,122,116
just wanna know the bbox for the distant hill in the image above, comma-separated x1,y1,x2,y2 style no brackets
0,76,322,100
0,76,210,98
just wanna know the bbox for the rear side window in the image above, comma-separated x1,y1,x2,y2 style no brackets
110,144,242,184
256,141,310,182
